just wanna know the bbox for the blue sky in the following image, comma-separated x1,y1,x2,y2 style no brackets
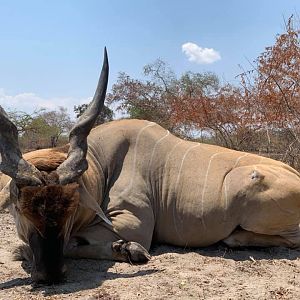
0,0,299,116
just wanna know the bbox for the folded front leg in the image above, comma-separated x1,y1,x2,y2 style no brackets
65,219,151,263
65,239,150,263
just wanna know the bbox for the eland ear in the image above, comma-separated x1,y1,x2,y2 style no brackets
0,180,18,211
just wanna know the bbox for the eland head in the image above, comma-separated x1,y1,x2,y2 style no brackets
0,48,109,283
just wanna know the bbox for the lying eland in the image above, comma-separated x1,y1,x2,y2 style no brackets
1,49,300,283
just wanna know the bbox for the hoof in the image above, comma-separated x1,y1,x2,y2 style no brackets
112,240,151,263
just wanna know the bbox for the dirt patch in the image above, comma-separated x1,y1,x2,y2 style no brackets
1,211,300,299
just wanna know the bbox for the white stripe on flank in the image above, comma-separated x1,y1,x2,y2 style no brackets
223,152,250,220
173,143,201,241
121,121,156,195
159,139,184,241
175,144,201,190
163,140,184,173
148,130,170,170
233,152,250,168
223,176,229,220
201,151,228,227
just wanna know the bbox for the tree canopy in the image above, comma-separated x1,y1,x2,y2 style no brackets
74,103,113,125
8,107,74,150
107,59,219,136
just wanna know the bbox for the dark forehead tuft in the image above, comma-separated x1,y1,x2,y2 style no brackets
19,183,79,233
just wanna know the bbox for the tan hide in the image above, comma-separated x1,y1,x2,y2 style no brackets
3,119,300,249
83,119,300,247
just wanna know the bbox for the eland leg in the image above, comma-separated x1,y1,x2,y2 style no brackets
65,213,154,263
222,228,294,248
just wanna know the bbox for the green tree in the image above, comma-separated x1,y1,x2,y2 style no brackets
107,59,219,136
39,107,74,147
74,103,113,125
8,107,74,150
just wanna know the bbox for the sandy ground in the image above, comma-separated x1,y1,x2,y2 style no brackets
1,211,300,300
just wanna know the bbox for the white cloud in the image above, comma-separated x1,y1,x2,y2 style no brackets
0,88,91,119
182,42,221,64
0,89,120,120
